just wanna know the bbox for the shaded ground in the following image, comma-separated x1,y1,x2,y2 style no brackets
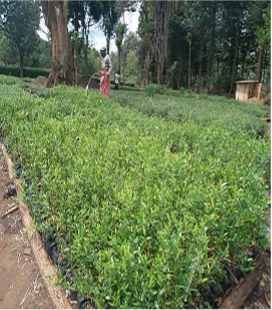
77,75,100,90
0,147,54,309
33,75,100,90
244,251,271,309
246,198,271,309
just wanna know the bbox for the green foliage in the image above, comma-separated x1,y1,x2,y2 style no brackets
71,32,84,62
145,83,167,97
114,88,270,131
0,1,40,66
0,32,18,65
29,37,52,68
115,23,127,49
257,5,271,49
79,48,101,77
113,31,141,85
137,1,271,89
0,76,270,308
0,30,51,68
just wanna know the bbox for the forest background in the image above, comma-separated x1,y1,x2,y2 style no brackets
0,0,270,96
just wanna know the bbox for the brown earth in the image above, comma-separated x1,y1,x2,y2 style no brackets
243,252,271,309
77,75,100,90
34,75,48,89
34,75,100,90
264,93,271,106
0,148,54,309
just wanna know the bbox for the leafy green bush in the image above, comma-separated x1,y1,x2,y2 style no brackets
145,83,168,96
0,76,270,308
114,90,270,135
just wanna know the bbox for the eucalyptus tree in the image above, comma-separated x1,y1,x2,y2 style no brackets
68,1,103,76
223,0,269,95
139,0,187,87
167,1,189,89
257,5,270,49
121,31,140,84
43,0,105,86
171,1,217,93
0,0,40,77
41,1,75,87
115,22,127,73
101,1,136,59
154,1,170,84
101,1,119,54
138,1,154,85
254,2,270,82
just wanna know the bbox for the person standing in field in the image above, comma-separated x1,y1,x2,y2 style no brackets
114,71,120,90
99,47,112,97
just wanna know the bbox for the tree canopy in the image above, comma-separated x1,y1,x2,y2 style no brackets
0,0,270,94
0,0,40,76
257,5,271,49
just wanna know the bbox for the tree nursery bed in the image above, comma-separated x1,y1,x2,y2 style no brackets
0,75,270,308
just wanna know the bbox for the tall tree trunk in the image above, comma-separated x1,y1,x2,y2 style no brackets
84,35,89,76
122,57,125,85
229,20,239,96
106,29,110,54
207,6,216,94
84,43,88,77
19,51,24,78
154,1,170,84
177,61,182,90
241,52,246,78
145,41,151,86
263,49,271,84
83,26,88,77
256,47,264,82
118,47,121,74
41,1,75,88
142,2,151,86
197,27,205,94
187,38,191,91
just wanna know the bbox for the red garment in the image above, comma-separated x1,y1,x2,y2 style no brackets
100,69,110,97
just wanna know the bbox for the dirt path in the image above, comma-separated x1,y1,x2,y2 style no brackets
242,201,271,309
0,147,54,309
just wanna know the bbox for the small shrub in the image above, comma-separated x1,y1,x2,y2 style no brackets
145,83,167,97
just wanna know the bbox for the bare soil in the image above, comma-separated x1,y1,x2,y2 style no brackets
77,75,100,90
0,148,54,309
33,75,100,91
220,226,271,309
34,75,48,89
244,253,271,309
264,93,271,106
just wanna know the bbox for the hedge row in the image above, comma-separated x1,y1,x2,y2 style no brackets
0,66,135,87
0,65,50,79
